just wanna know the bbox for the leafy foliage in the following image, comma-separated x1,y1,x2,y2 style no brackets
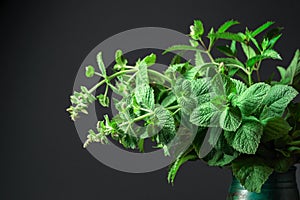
67,20,300,193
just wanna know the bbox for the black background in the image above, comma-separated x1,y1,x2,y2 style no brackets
1,0,300,199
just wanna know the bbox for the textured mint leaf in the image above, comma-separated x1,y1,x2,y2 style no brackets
234,83,270,115
231,78,247,95
190,20,204,40
232,118,263,154
154,107,176,145
208,32,244,42
217,20,239,33
206,150,239,167
85,65,95,78
260,84,298,120
219,106,242,131
135,84,155,110
96,52,106,77
261,117,292,142
251,21,274,37
163,45,205,54
241,43,256,59
190,102,220,127
232,157,273,193
263,49,282,60
136,61,149,85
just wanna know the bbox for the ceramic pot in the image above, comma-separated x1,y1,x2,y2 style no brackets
227,166,299,200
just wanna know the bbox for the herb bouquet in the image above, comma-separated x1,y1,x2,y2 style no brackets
67,20,300,195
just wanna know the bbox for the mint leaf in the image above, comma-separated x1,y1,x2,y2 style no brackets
219,106,242,131
251,21,274,37
190,102,220,127
161,92,177,107
168,152,198,184
135,84,155,110
85,65,95,78
279,49,300,84
261,117,292,142
232,157,273,193
217,20,239,33
241,43,256,59
234,83,270,115
208,32,244,42
141,53,156,67
163,45,205,54
96,52,106,77
260,84,298,120
97,94,109,107
114,50,128,70
232,118,263,154
190,20,204,40
263,49,282,60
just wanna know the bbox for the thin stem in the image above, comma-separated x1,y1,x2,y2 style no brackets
225,64,250,75
248,72,253,86
148,69,172,83
199,39,215,62
256,70,261,82
88,69,137,93
166,105,181,110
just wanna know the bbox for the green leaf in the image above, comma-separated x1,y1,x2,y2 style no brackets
163,45,205,54
97,94,109,107
241,43,256,59
136,61,149,85
261,117,292,142
85,65,95,78
141,53,156,67
263,49,282,60
232,118,263,154
217,20,239,33
216,46,236,57
96,52,106,77
161,92,177,107
135,84,155,110
195,51,204,66
232,157,273,193
190,20,204,40
260,84,298,120
114,50,128,70
234,83,270,115
219,106,242,131
190,102,220,127
231,78,247,95
168,152,198,184
154,107,176,145
208,32,244,42
280,50,300,84
251,21,274,37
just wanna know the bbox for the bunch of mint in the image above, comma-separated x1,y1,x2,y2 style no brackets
67,20,300,193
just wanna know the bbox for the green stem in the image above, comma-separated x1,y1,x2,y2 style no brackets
148,69,172,83
166,105,181,110
88,69,137,93
248,72,253,86
199,39,215,62
225,64,249,75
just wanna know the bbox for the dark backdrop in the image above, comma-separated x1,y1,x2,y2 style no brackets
1,0,299,199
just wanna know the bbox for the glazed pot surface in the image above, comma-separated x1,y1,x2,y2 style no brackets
227,167,299,200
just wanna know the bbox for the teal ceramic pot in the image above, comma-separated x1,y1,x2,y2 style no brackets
227,166,299,200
